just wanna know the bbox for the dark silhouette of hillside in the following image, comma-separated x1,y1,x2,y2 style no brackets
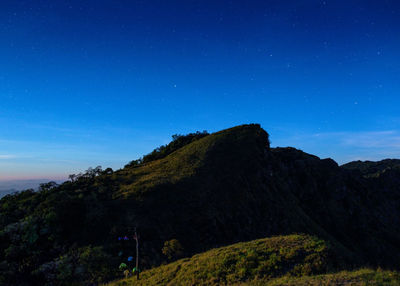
1,124,399,285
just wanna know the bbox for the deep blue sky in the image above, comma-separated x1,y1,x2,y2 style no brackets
0,0,399,180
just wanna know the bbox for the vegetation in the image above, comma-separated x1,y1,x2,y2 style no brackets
108,235,400,286
108,234,334,285
162,239,184,260
342,159,400,178
1,124,400,285
124,131,209,168
265,269,400,286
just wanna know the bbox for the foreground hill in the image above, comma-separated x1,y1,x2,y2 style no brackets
1,124,400,285
107,234,399,286
267,269,400,286
108,234,334,285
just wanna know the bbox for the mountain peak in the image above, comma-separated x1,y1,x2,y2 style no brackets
2,124,400,285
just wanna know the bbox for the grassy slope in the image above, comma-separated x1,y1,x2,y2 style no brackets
264,269,400,286
107,233,400,285
107,234,342,286
110,124,269,199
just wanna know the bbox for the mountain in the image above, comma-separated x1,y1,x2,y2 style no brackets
1,124,400,285
342,159,400,177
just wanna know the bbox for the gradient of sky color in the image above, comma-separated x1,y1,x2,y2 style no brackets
0,0,399,180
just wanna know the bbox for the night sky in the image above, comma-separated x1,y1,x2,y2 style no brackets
0,0,399,180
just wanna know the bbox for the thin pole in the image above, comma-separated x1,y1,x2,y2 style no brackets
134,227,139,280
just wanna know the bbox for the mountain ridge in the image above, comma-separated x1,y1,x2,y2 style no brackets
1,124,399,285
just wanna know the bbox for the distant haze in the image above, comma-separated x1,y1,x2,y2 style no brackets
0,179,65,198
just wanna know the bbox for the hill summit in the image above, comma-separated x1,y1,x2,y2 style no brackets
1,124,400,285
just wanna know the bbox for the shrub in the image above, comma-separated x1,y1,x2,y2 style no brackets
162,239,184,260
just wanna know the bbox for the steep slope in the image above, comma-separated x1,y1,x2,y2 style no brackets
270,148,400,266
1,124,400,285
